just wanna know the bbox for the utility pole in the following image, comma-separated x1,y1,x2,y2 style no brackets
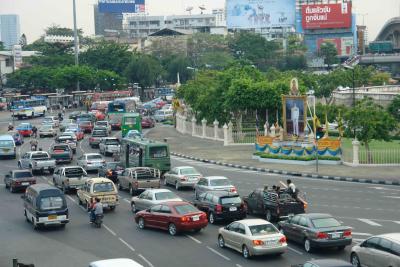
73,0,80,90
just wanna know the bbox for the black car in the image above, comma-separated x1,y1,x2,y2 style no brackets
69,111,82,120
98,162,124,183
193,191,246,224
278,213,352,253
292,259,353,267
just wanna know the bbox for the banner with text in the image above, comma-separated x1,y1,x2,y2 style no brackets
98,0,145,13
302,2,352,30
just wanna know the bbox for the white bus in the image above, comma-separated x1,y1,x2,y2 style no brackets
11,98,47,119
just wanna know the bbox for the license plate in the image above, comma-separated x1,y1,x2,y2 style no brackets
192,215,200,221
229,207,237,212
48,215,57,220
331,233,341,239
264,239,278,246
22,182,29,186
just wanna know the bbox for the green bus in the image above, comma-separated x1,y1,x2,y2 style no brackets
121,113,142,137
120,138,171,173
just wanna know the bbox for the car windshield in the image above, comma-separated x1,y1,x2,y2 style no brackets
40,196,63,210
79,121,91,125
41,125,52,130
87,154,102,160
210,179,231,186
220,196,242,205
93,182,114,193
149,146,168,158
96,122,107,126
65,168,84,177
180,167,199,175
0,140,14,147
106,162,118,169
92,130,107,137
174,204,198,215
155,192,178,200
31,153,49,160
249,224,278,236
14,171,33,178
106,139,119,145
124,117,137,125
311,217,341,228
59,136,73,141
53,145,69,151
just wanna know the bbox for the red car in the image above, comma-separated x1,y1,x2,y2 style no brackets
78,121,94,133
135,201,208,236
141,117,155,128
89,110,106,121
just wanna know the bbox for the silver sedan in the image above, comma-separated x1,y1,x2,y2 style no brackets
130,189,182,213
164,166,202,190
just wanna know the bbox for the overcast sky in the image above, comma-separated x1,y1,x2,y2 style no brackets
1,0,399,43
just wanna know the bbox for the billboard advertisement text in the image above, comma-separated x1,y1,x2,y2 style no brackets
302,3,351,29
227,0,295,29
98,0,145,13
317,37,354,56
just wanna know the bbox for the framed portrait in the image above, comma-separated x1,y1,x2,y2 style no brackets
282,95,307,139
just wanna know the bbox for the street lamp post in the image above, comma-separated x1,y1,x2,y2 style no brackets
72,0,80,90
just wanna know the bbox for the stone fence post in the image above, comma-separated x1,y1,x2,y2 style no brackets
228,121,233,143
201,118,207,138
213,120,219,140
352,139,360,166
181,115,187,134
191,117,196,136
223,123,228,146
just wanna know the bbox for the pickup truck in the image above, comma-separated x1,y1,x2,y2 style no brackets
56,135,77,154
53,166,88,193
18,151,56,174
89,128,108,148
99,137,120,156
118,167,161,196
243,188,306,222
49,144,73,164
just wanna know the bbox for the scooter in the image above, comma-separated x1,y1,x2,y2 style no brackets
91,214,103,228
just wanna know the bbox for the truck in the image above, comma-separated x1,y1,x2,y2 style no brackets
53,166,88,193
18,151,56,174
243,188,306,222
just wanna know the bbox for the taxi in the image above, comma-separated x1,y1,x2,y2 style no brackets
16,123,34,137
77,177,119,211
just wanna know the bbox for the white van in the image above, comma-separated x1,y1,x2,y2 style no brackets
154,110,173,122
0,135,16,159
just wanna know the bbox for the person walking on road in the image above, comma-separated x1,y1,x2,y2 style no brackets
32,126,38,138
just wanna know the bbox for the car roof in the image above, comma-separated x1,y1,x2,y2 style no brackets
306,259,353,267
84,153,102,157
205,176,228,180
176,166,195,170
144,189,173,194
376,233,400,243
163,201,191,206
12,170,32,174
87,177,113,183
0,135,14,140
236,219,272,226
300,213,333,219
89,258,143,267
205,191,239,197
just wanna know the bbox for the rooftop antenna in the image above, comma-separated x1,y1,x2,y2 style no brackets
186,6,193,15
199,5,206,14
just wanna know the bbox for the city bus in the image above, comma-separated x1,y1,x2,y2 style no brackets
121,113,142,137
120,137,171,173
11,97,47,119
107,98,138,129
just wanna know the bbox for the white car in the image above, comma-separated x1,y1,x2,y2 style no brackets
162,104,172,111
153,110,173,122
95,120,112,134
42,116,60,127
39,125,57,138
130,189,182,213
77,153,105,171
194,176,237,199
164,166,202,190
99,137,120,156
89,258,143,267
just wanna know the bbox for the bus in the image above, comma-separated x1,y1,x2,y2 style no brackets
121,113,142,137
90,101,111,113
120,137,171,173
11,97,47,119
106,100,135,130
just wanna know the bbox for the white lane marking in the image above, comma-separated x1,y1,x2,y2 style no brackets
138,254,155,267
384,196,400,199
206,246,231,261
186,234,202,244
358,218,382,226
394,221,400,225
103,224,117,236
287,246,303,255
370,186,400,192
0,183,5,186
236,264,243,267
124,198,131,204
66,195,76,203
352,232,372,237
118,237,135,252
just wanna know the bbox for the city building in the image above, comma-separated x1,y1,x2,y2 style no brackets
0,15,20,49
212,9,226,27
94,4,124,36
0,50,38,85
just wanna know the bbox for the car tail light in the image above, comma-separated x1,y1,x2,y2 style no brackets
252,240,264,246
181,216,190,222
200,213,206,220
343,230,352,237
279,236,287,244
180,176,187,181
303,202,308,210
230,187,237,193
316,232,328,239
14,181,21,185
215,204,222,213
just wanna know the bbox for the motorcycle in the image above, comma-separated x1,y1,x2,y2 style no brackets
91,214,103,228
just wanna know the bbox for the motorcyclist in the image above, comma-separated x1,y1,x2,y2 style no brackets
93,198,104,221
8,123,13,131
88,198,96,223
30,139,38,151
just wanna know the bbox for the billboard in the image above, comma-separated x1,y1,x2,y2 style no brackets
226,0,296,29
98,0,145,13
12,45,23,69
302,3,352,30
317,37,354,56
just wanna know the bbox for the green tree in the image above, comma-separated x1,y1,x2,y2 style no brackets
319,42,338,68
45,25,83,37
53,65,96,91
7,66,57,92
369,72,390,86
94,69,126,91
161,54,192,83
345,98,396,163
388,95,400,122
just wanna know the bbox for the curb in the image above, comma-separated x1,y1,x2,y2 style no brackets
170,152,400,186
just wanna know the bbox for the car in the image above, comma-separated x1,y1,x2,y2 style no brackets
39,124,57,138
193,191,246,224
278,213,352,253
18,151,56,174
293,259,353,267
164,166,202,190
4,170,36,193
0,134,17,158
9,131,24,145
42,116,60,127
118,167,161,195
16,123,33,137
88,258,143,267
194,176,237,199
77,177,119,211
49,143,73,164
77,113,96,123
351,233,400,267
135,201,208,236
95,120,111,134
77,153,105,172
69,111,82,120
141,116,155,128
78,120,94,133
153,110,173,122
89,110,106,121
53,166,88,193
125,129,142,139
130,189,182,213
64,126,84,141
218,219,287,259
55,135,77,154
99,137,120,156
89,128,108,148
59,119,76,132
98,161,124,184
60,131,78,142
162,104,172,110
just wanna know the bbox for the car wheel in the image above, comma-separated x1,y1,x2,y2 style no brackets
110,206,116,211
39,135,43,138
304,238,313,253
350,253,360,267
24,209,29,222
118,182,122,190
175,182,180,191
168,223,177,236
138,217,145,229
49,168,54,174
208,212,215,224
131,202,137,213
242,245,250,259
218,235,225,248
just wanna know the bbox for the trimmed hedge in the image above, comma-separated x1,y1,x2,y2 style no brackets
253,152,341,161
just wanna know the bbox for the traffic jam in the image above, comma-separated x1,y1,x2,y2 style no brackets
1,95,399,267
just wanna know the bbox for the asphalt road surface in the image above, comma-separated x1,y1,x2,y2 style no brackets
0,116,399,267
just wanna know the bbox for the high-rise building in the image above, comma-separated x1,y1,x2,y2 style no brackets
0,15,21,49
94,4,123,36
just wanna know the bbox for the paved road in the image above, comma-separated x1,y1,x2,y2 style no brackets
0,117,399,267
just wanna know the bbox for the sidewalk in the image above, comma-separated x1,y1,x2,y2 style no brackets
147,125,400,184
